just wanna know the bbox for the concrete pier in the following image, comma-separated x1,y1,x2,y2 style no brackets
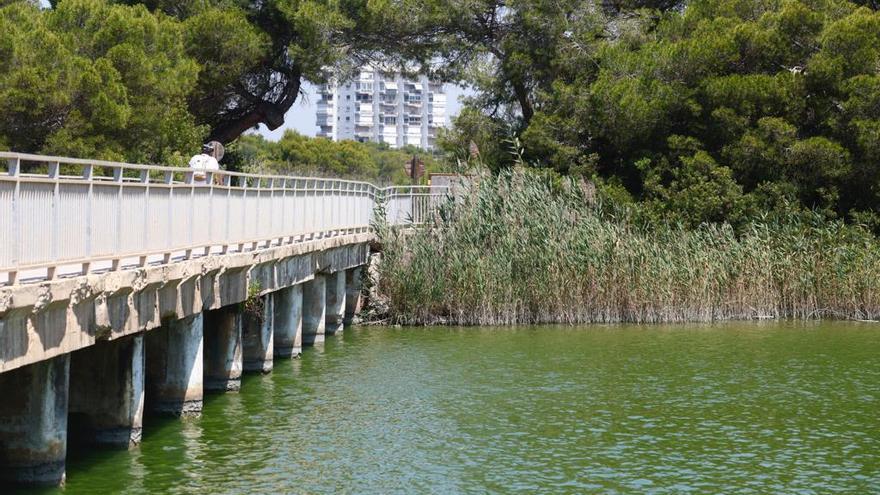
274,285,303,358
325,271,346,335
302,275,326,345
69,335,144,448
0,356,69,487
203,307,243,392
145,314,204,417
0,220,373,486
242,294,274,373
344,267,363,325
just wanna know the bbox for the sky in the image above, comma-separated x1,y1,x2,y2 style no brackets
255,82,470,141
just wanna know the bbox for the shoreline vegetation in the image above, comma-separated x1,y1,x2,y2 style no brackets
373,169,880,326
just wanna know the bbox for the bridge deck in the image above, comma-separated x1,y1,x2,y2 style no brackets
0,152,451,374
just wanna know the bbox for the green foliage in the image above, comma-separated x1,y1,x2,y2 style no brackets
378,169,880,325
228,131,445,184
443,0,880,230
243,279,264,323
0,0,204,163
111,0,451,143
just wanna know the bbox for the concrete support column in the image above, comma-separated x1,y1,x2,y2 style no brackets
145,314,204,417
274,285,303,359
344,266,363,326
0,355,69,487
204,307,243,392
302,274,326,345
242,294,274,373
69,335,144,448
325,271,346,336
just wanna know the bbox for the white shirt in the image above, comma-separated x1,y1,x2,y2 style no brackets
188,154,220,184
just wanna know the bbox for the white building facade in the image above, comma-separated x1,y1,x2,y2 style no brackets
316,67,447,150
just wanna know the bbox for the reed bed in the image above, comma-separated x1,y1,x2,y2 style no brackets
375,169,880,325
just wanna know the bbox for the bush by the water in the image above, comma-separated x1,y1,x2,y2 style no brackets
376,169,880,325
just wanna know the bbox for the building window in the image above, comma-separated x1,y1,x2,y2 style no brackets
346,116,350,121
384,116,397,125
346,95,351,100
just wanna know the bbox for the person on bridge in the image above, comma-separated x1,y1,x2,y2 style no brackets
189,141,223,185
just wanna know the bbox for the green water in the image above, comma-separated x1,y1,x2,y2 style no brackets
33,322,880,493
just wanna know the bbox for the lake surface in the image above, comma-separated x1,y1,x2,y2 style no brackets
26,322,880,494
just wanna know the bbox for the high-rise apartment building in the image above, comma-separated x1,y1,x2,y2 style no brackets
316,67,447,150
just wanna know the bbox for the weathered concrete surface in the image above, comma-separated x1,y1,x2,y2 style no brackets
145,315,203,417
302,275,326,345
344,267,363,325
0,355,69,487
325,271,346,335
69,335,144,448
242,294,274,373
0,235,371,374
273,285,303,358
203,307,243,392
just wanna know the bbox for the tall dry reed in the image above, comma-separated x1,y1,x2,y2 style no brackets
375,169,880,325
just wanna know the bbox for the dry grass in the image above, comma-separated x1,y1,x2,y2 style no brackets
375,169,880,325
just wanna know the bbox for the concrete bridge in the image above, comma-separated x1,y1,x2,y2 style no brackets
0,152,446,487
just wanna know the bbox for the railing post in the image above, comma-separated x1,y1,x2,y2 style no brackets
315,180,322,238
269,177,277,245
322,180,328,238
140,169,149,267
255,176,263,249
186,168,194,260
223,173,231,254
303,179,318,240
347,182,353,233
113,166,124,271
8,157,20,285
48,161,60,280
82,163,94,276
207,171,214,256
303,179,310,240
164,170,173,264
240,176,247,252
330,180,336,237
280,178,287,244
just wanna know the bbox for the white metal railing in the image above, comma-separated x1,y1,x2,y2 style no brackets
384,185,449,225
1,152,451,285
